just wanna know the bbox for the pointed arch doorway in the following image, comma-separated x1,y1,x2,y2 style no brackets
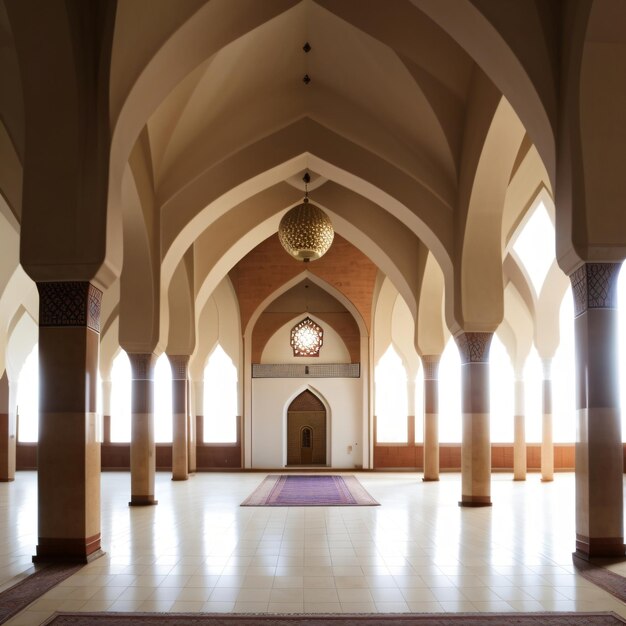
287,390,327,466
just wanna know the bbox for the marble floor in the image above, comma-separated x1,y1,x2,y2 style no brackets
2,471,626,625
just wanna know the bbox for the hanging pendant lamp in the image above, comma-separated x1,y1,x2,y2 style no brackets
278,173,334,262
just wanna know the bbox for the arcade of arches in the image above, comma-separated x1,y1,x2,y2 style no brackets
1,0,626,597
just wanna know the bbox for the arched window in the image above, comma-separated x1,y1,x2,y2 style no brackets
154,354,173,443
301,427,312,448
110,350,131,442
489,334,514,443
375,346,408,443
203,345,238,443
16,346,38,442
439,339,461,443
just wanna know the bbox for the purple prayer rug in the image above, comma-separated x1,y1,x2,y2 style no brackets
240,475,379,506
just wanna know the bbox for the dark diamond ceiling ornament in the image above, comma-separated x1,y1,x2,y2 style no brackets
278,173,334,262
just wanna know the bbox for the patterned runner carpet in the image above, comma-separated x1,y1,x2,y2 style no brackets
240,475,379,506
0,564,83,624
573,554,626,603
42,612,626,625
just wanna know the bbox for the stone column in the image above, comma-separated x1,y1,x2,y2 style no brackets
169,355,189,481
34,282,103,562
513,377,526,481
541,358,554,482
571,263,624,558
128,353,158,506
0,372,15,482
455,332,493,507
422,355,440,482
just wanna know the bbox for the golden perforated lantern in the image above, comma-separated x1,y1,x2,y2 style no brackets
278,196,334,262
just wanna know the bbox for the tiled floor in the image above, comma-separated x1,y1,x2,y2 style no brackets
2,471,626,625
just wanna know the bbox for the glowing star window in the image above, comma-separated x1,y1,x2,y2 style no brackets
290,316,323,357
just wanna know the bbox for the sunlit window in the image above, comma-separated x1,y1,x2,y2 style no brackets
490,334,514,442
512,202,555,296
16,346,38,442
204,345,238,443
414,364,424,443
439,339,461,443
524,347,542,443
375,346,408,443
110,350,131,442
96,372,103,443
553,289,575,442
154,354,172,443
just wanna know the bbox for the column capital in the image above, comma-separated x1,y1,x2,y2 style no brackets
127,353,156,380
570,262,621,318
454,332,493,364
168,355,189,381
37,281,102,333
421,355,441,380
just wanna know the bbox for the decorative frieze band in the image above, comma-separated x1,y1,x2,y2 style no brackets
168,355,189,380
38,281,102,333
421,355,441,380
128,353,156,380
454,332,493,364
570,263,621,318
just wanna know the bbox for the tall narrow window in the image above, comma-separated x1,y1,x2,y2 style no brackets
203,345,238,443
489,334,514,442
524,347,542,443
16,346,38,442
375,346,408,443
154,354,173,443
110,350,131,442
301,427,312,448
553,288,575,442
439,339,462,443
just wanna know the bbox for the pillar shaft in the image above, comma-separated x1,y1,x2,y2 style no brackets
0,372,15,482
34,281,103,562
541,359,554,482
169,355,189,481
571,263,624,558
101,380,112,443
189,380,202,473
455,332,493,507
128,353,157,506
513,379,526,481
422,355,440,482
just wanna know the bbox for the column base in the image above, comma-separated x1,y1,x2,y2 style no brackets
171,476,188,482
575,535,626,559
129,496,158,506
33,535,104,564
458,495,492,507
422,477,439,482
513,477,526,481
0,478,15,482
540,477,554,483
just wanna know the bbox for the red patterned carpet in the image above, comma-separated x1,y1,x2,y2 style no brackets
240,475,379,506
41,612,626,625
0,564,82,624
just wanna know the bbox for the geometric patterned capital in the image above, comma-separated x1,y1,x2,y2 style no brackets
127,353,156,381
168,355,189,381
454,331,493,364
421,355,441,380
37,281,102,333
570,262,621,318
